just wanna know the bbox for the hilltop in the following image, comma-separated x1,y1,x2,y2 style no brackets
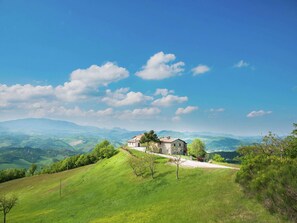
0,150,286,223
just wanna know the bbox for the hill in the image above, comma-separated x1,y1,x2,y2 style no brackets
0,150,286,223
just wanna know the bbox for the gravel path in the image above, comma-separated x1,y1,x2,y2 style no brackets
129,147,239,170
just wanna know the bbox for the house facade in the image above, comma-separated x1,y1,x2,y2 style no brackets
127,134,143,147
127,134,187,155
158,137,187,155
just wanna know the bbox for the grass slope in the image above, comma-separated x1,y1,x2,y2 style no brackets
0,150,287,223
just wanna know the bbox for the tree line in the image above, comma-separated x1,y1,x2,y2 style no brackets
236,124,297,221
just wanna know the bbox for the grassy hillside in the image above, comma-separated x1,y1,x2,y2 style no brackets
0,150,287,223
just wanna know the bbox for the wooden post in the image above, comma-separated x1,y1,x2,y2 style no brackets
59,179,62,198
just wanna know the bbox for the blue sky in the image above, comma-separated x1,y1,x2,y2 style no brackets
0,0,296,135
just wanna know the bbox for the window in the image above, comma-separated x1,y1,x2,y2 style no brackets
173,143,175,146
179,143,181,146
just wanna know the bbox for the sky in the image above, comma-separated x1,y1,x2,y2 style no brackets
0,0,296,135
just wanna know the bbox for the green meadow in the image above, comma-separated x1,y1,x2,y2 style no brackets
0,150,287,223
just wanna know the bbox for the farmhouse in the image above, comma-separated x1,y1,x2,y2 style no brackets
127,134,187,155
127,134,143,147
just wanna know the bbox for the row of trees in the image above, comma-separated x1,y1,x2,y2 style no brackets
236,124,297,221
0,163,38,183
42,140,116,174
0,169,26,183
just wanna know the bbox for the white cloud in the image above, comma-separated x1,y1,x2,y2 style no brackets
135,52,185,80
209,108,225,113
175,106,198,115
102,88,153,107
152,94,188,107
154,88,174,97
56,62,129,101
234,60,249,68
118,107,161,120
247,110,272,118
0,84,54,107
192,65,210,76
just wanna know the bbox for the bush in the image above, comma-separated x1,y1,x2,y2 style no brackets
212,154,225,162
236,126,297,221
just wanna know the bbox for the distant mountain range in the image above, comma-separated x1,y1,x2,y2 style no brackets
0,118,262,169
0,118,262,152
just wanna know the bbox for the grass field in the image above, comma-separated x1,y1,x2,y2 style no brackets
0,150,288,223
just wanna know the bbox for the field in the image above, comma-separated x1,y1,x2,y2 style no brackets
0,150,287,223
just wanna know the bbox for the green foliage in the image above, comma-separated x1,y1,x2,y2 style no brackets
212,154,225,162
188,138,206,158
28,163,37,176
42,140,116,174
236,125,297,222
0,168,26,183
139,130,160,144
92,140,117,160
146,142,160,153
0,194,18,223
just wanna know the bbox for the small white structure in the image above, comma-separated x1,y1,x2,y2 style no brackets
127,134,143,147
127,134,187,155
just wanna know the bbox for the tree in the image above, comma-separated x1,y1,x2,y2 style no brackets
92,140,116,160
0,194,18,223
28,164,37,176
147,141,160,153
172,155,183,180
144,154,156,179
212,154,225,162
188,139,206,160
128,156,146,177
140,130,160,152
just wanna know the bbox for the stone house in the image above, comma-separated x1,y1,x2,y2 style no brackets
127,134,187,155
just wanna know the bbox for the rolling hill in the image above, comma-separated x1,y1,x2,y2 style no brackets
0,150,287,223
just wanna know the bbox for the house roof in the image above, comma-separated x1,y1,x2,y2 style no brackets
128,134,144,142
159,136,187,144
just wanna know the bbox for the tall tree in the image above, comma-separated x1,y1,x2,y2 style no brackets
140,130,160,152
188,139,206,159
0,194,18,223
28,163,37,176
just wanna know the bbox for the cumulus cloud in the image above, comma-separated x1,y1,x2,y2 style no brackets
118,107,161,120
152,94,188,107
247,110,272,118
56,62,129,101
192,65,210,76
0,84,54,108
135,52,185,80
154,88,174,97
102,88,153,107
234,60,249,68
175,106,198,115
